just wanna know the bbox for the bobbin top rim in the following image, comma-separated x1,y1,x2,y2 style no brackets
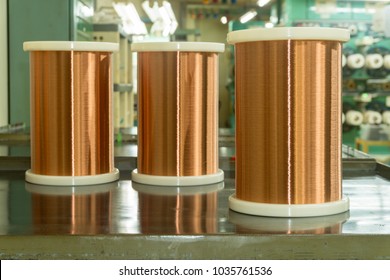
23,41,119,52
131,42,225,53
227,27,350,44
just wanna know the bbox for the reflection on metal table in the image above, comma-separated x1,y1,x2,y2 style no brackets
0,135,390,259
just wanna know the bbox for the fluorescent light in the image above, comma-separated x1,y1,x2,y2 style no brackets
221,16,228,24
239,10,257,24
257,0,271,7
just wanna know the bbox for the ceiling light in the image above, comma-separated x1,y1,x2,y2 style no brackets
257,0,271,7
239,10,257,24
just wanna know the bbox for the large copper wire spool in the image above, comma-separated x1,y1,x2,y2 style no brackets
228,27,350,217
23,42,119,186
26,182,115,234
131,42,224,186
133,182,222,234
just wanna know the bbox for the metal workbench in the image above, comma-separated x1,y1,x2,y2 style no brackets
1,130,390,259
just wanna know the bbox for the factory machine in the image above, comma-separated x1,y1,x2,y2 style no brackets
2,0,390,260
340,18,390,161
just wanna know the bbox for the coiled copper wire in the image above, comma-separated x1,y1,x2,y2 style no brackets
29,50,114,176
234,40,343,204
137,51,219,176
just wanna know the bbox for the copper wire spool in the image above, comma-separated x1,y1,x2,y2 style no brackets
228,27,350,217
26,182,116,234
23,42,119,186
133,182,223,234
131,42,225,186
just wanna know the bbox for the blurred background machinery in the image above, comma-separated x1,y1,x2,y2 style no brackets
3,0,390,162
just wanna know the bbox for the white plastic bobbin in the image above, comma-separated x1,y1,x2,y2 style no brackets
25,181,118,196
342,54,347,68
229,194,349,218
363,110,382,125
25,169,120,186
342,112,345,124
348,24,358,36
345,110,364,126
384,54,390,70
229,210,350,232
131,41,225,53
24,41,119,187
365,53,384,69
347,53,365,69
23,41,119,52
382,111,390,125
227,27,350,43
131,169,224,186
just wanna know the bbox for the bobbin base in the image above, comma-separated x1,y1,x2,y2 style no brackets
25,181,118,195
131,169,224,186
229,194,349,217
25,168,120,186
132,181,224,195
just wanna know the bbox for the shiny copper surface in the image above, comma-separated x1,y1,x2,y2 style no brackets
137,52,219,176
31,191,111,234
235,40,342,204
29,51,114,176
138,191,218,234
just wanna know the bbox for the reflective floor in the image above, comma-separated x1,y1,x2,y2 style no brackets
1,170,390,235
0,131,390,235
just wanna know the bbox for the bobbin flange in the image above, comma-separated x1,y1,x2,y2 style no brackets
23,41,119,52
25,181,118,195
229,194,349,217
131,42,225,53
227,27,350,43
25,168,120,186
229,209,349,232
132,181,224,195
131,169,224,186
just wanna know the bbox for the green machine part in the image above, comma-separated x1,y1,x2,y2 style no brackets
8,0,94,127
283,0,373,24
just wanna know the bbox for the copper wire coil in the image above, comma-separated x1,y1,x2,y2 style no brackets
235,40,343,205
29,50,114,176
137,186,218,234
136,51,219,176
28,184,113,234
